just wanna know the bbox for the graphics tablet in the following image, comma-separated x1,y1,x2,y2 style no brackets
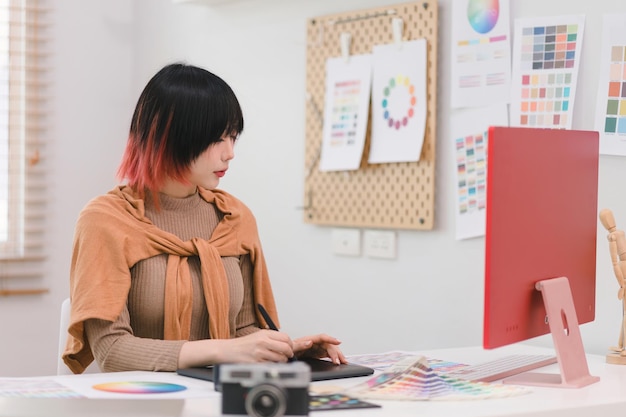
177,357,374,382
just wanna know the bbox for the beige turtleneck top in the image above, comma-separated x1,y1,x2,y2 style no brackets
83,191,260,372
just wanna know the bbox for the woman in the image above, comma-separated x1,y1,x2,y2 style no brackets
62,62,346,373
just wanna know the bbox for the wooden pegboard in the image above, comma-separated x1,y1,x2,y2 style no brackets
303,0,438,230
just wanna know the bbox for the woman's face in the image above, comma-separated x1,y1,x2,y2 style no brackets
187,135,236,191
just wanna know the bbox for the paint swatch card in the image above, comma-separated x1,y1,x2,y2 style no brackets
369,39,428,164
510,15,585,129
319,54,372,172
594,14,626,156
451,0,512,108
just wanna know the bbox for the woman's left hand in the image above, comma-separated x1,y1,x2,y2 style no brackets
292,333,348,365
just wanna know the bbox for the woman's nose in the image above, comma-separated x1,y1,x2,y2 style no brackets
222,139,235,161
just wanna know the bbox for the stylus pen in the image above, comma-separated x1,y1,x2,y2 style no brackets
257,303,279,331
257,303,296,362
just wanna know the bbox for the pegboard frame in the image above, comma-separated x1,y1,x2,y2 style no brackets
303,0,438,230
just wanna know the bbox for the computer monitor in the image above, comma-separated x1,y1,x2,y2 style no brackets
483,126,600,388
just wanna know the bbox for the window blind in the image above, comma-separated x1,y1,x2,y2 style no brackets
0,0,49,295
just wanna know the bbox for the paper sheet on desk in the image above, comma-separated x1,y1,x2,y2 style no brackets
0,371,218,400
344,356,530,401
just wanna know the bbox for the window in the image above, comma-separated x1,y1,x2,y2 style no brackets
0,0,47,285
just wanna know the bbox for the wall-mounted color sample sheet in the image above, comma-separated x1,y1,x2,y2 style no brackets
319,54,372,172
451,0,511,109
594,14,626,156
451,105,508,240
368,39,428,164
510,15,585,129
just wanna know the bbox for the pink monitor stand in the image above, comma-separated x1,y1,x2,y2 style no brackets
503,277,600,388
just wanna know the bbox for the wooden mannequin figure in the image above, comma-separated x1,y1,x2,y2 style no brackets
599,208,626,365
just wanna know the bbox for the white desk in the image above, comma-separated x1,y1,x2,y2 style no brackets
3,345,626,417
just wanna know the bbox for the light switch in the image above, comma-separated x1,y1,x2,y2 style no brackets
331,228,361,256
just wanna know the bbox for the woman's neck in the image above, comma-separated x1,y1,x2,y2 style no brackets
159,180,196,198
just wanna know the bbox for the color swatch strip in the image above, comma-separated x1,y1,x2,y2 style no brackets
457,34,507,46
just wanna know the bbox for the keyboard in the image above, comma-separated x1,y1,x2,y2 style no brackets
443,354,558,383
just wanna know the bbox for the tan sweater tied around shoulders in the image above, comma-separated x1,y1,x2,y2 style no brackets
63,185,278,374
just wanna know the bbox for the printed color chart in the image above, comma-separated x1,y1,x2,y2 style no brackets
451,0,511,108
604,45,626,136
328,80,361,146
319,54,372,172
594,15,626,156
511,15,585,129
456,132,487,216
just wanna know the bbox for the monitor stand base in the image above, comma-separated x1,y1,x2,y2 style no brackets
503,277,600,388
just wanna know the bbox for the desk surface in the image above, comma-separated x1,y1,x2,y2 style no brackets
2,344,626,417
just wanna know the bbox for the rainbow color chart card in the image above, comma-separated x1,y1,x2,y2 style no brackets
451,105,508,240
594,14,626,156
510,15,585,129
451,0,511,109
319,54,372,172
369,39,427,164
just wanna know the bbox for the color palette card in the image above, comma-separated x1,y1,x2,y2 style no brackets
310,394,381,411
510,15,585,129
594,14,626,156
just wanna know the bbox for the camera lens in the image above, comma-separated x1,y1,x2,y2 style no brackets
245,384,287,417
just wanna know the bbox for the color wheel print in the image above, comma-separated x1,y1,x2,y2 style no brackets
467,0,499,34
92,381,187,394
382,75,416,130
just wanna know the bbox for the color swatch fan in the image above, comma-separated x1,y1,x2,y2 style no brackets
345,356,528,401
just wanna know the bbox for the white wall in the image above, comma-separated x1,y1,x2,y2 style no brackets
2,0,626,377
0,0,132,376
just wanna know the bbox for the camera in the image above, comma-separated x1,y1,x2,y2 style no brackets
220,362,311,417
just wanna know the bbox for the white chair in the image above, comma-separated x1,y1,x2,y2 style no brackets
57,298,99,375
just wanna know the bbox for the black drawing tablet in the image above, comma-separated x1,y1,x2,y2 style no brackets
177,357,374,382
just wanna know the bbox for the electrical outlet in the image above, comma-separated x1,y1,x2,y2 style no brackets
331,228,361,256
364,230,396,259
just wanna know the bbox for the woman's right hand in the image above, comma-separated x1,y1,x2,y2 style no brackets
178,330,294,368
219,330,295,363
